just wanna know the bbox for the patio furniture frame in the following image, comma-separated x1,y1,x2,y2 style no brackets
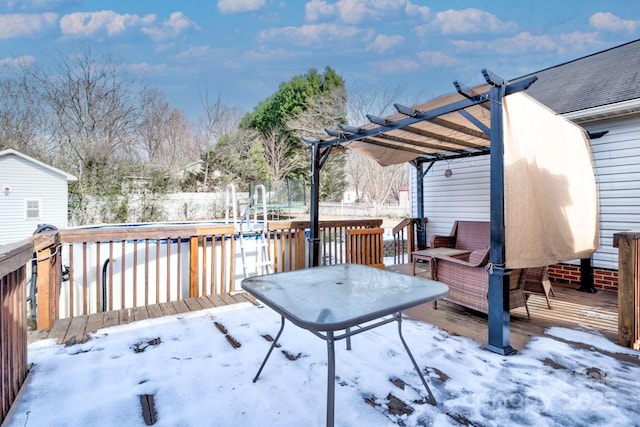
241,264,449,427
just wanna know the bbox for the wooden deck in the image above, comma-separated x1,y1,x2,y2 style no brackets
407,280,619,350
28,292,259,346
29,267,620,353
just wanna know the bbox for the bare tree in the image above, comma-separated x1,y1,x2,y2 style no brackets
197,87,243,148
0,65,48,158
196,87,244,189
286,89,346,138
260,126,305,181
21,44,149,224
343,83,418,204
30,45,145,175
138,88,197,169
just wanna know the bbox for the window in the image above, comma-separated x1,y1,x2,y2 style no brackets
25,199,40,219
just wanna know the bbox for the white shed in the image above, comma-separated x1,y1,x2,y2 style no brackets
0,149,77,245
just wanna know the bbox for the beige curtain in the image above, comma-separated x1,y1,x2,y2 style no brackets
503,92,599,269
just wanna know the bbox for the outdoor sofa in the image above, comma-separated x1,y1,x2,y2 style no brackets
428,220,530,318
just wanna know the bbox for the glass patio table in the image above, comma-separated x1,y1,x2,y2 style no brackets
241,263,449,427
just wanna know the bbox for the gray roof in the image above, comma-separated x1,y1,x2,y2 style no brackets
520,39,640,114
0,148,77,182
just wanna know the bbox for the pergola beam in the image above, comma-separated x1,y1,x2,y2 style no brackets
305,70,538,357
427,117,490,140
362,135,452,155
401,124,488,149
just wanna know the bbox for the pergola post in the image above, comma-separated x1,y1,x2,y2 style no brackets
308,141,322,267
484,80,515,355
414,162,427,250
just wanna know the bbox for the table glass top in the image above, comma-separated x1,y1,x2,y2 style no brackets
241,264,449,331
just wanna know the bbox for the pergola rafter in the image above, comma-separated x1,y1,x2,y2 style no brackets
304,69,538,355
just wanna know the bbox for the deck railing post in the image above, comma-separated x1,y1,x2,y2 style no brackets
189,235,199,298
35,233,60,329
613,231,640,349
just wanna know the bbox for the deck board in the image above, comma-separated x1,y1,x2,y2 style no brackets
147,304,164,319
29,293,255,345
406,282,618,350
159,301,177,316
172,300,190,314
64,315,89,346
133,306,150,322
30,285,617,351
47,318,71,345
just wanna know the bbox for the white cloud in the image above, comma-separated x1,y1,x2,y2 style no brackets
121,62,168,76
0,55,36,67
244,48,300,61
305,0,336,21
218,0,265,14
259,23,368,47
60,10,155,36
0,12,57,39
368,34,403,53
374,57,421,74
2,0,77,12
416,50,459,67
451,31,599,56
223,59,241,69
405,1,430,21
428,8,518,35
142,12,199,42
304,0,408,24
176,45,210,60
589,12,638,33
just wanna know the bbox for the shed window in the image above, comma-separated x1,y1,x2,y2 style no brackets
25,200,40,219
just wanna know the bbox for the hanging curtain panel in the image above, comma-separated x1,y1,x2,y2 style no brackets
502,92,599,269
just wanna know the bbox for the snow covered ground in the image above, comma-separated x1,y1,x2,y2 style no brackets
6,302,640,426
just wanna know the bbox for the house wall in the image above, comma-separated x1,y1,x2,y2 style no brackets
581,114,640,271
0,155,70,245
410,155,490,242
410,112,640,291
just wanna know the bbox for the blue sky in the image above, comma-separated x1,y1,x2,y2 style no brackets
1,0,639,121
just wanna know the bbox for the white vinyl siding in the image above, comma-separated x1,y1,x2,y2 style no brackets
0,154,70,245
411,155,490,243
410,112,640,271
583,114,640,270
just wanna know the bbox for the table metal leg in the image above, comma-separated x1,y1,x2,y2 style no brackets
326,331,335,427
252,316,286,383
396,313,437,405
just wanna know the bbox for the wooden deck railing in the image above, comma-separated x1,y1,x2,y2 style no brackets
267,219,383,272
34,224,238,328
613,230,640,349
391,218,422,264
31,219,387,329
0,240,32,423
346,228,385,269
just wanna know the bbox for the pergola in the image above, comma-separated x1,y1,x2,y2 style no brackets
302,69,599,355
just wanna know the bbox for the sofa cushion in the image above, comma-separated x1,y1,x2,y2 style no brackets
468,247,489,266
454,221,490,251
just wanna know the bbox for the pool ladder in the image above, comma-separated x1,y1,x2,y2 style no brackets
236,184,272,278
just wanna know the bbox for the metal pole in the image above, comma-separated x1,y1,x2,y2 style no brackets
484,82,516,356
326,331,335,427
578,257,597,293
252,317,286,383
309,142,322,267
415,162,427,249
